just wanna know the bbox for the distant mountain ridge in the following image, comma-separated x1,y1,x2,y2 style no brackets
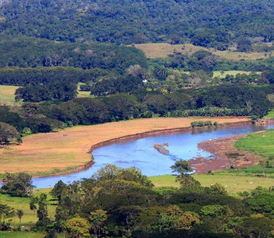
0,0,273,48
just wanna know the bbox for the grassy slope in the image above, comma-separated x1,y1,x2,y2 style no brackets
134,43,273,60
0,117,248,175
0,189,55,226
0,85,20,105
150,174,273,194
264,109,274,119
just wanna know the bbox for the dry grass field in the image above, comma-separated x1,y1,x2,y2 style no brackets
134,43,273,60
0,117,249,176
0,85,20,105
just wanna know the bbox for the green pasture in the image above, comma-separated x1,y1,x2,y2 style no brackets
150,174,273,195
0,189,55,226
235,129,274,158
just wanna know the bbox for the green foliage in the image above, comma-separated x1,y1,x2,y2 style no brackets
0,203,15,231
201,205,228,218
244,193,274,214
15,81,77,102
237,39,253,52
191,121,216,128
50,181,67,201
65,217,91,238
171,161,201,189
16,209,24,224
171,160,192,175
0,173,34,197
0,122,20,145
0,36,147,72
2,166,272,237
234,217,273,238
0,0,273,47
31,193,51,229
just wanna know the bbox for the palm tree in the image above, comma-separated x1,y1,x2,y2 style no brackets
16,209,24,224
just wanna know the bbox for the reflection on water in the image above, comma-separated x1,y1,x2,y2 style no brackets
32,124,274,188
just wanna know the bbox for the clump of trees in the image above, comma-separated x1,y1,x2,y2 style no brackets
0,173,34,197
191,121,217,128
0,122,21,145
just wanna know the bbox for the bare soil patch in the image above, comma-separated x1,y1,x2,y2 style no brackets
192,134,260,174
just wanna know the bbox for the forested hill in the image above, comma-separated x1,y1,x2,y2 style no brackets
0,0,273,48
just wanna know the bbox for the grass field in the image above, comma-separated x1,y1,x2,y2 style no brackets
77,82,93,98
150,174,274,194
134,43,273,60
0,232,65,238
264,109,274,119
236,129,274,158
0,117,249,176
0,85,20,105
0,232,44,238
77,90,92,98
0,189,55,226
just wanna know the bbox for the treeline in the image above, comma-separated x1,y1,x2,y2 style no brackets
0,84,272,144
0,0,273,48
0,67,108,86
3,164,271,237
0,67,108,102
0,35,147,72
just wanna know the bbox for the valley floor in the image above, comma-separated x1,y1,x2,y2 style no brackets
0,117,249,177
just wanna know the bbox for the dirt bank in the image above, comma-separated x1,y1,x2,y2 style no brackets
192,135,259,174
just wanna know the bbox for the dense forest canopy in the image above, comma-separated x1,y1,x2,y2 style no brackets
0,35,147,71
0,0,273,48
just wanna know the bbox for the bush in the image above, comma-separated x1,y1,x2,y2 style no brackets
0,173,34,197
191,121,216,128
0,122,21,145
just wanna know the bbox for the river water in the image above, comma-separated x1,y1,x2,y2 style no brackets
32,123,274,188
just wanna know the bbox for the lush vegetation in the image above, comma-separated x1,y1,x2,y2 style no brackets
0,0,273,48
191,121,217,128
0,83,271,144
0,173,34,197
0,0,273,237
0,36,147,71
1,165,273,237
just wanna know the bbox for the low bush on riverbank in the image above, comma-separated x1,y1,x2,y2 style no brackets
191,120,217,128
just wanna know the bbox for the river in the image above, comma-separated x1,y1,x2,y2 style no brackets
32,123,274,188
